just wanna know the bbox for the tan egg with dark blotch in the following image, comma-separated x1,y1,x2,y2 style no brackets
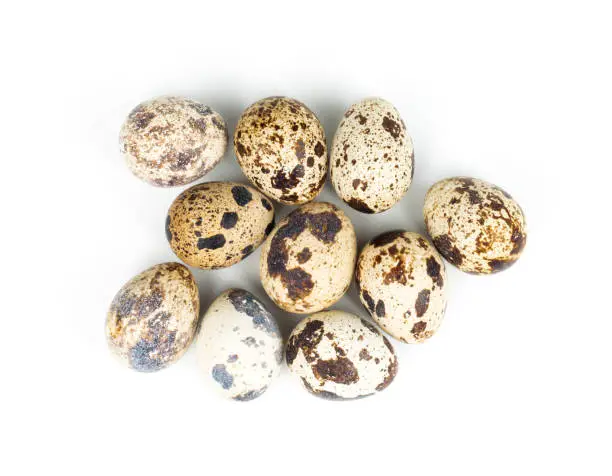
106,262,199,372
119,96,227,187
331,98,414,213
356,231,447,343
234,97,327,204
259,202,356,313
166,182,275,269
424,177,527,274
286,310,398,400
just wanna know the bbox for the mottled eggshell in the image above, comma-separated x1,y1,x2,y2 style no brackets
166,182,275,269
424,177,527,274
234,97,327,204
330,98,414,213
119,96,227,187
106,262,199,372
286,310,398,400
356,231,447,343
259,202,356,313
196,289,283,401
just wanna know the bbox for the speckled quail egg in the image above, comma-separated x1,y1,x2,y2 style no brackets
166,182,275,269
356,231,447,343
424,177,527,274
106,262,199,372
286,310,398,400
259,202,356,313
330,98,414,213
196,289,283,401
119,96,227,187
234,97,327,204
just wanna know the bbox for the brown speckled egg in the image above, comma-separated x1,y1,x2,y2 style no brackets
106,262,199,372
166,182,275,269
234,97,327,204
119,96,227,187
259,202,356,313
356,231,447,343
286,310,398,400
330,98,414,213
424,177,527,274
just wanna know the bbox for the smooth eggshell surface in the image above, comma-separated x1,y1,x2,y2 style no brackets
286,310,398,400
259,202,356,313
424,177,527,274
196,289,283,401
119,96,227,187
356,231,447,343
234,97,327,204
166,182,275,269
330,98,414,213
106,262,200,372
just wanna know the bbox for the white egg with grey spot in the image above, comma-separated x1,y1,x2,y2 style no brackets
196,289,283,401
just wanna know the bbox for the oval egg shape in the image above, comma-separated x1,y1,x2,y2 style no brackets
106,262,200,372
356,231,447,343
234,97,327,204
286,310,398,400
330,98,414,213
196,289,283,401
166,182,275,269
424,177,527,274
259,202,356,313
119,96,227,187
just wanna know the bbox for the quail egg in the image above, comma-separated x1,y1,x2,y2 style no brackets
286,310,398,400
424,177,527,274
234,97,327,204
106,262,199,372
259,202,356,313
356,231,447,343
119,96,227,187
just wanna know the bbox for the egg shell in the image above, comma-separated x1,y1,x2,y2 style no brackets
106,262,199,372
259,202,356,313
119,96,227,187
234,97,327,204
330,98,414,213
196,289,283,401
424,177,527,274
166,182,275,269
286,310,398,400
356,231,447,343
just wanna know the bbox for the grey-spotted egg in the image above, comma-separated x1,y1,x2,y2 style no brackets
196,289,283,401
286,310,398,400
330,98,414,213
119,96,227,187
356,231,447,343
166,182,275,269
259,202,356,313
234,97,327,204
106,262,199,372
424,177,527,274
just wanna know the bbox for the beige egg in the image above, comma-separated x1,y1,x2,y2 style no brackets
424,177,527,274
196,289,283,401
119,96,227,187
356,231,447,343
259,202,356,313
286,310,398,400
330,98,414,213
234,97,327,204
106,262,199,372
166,182,275,269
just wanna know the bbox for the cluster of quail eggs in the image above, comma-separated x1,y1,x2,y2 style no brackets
107,95,527,401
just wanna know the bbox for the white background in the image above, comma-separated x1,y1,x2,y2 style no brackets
2,1,611,475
